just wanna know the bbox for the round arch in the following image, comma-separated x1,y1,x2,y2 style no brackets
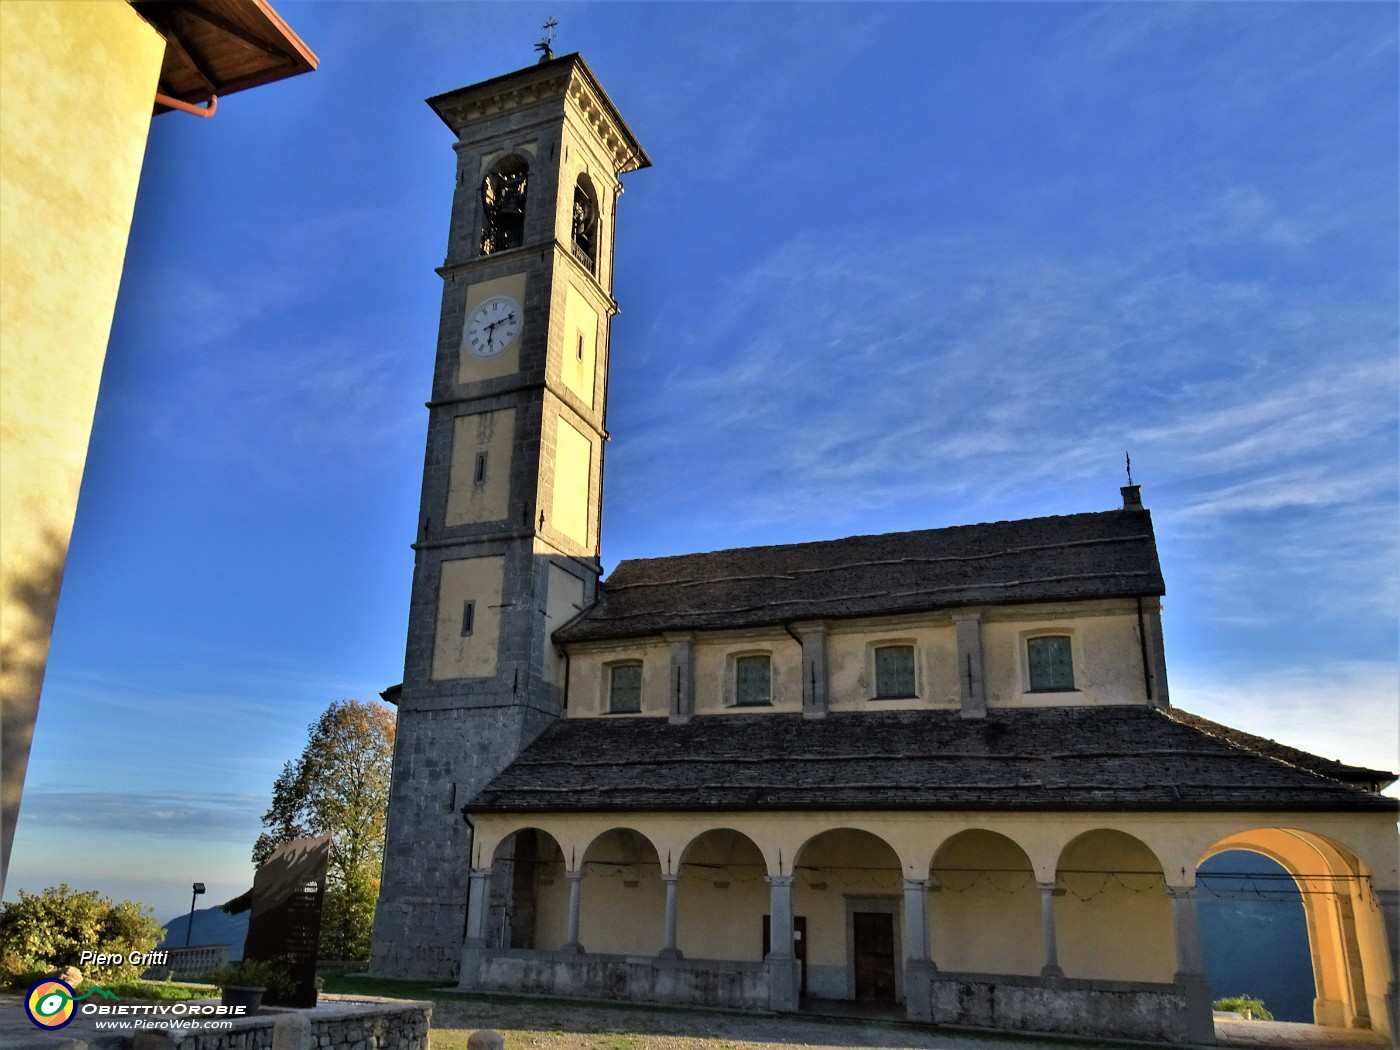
1054,828,1172,983
488,827,567,951
930,829,1040,976
794,828,904,1003
1197,827,1388,1033
674,828,770,963
578,827,665,957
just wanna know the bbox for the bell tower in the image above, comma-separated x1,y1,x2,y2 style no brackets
370,54,650,979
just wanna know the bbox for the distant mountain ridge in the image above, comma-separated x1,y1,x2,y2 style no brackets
158,906,248,960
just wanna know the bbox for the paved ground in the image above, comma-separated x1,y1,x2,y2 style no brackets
2,991,1393,1050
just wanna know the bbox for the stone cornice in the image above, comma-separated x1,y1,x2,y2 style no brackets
427,53,651,177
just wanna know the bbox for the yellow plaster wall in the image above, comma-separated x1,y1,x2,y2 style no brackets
828,620,960,712
458,273,528,383
559,284,598,408
543,564,586,687
675,831,769,961
579,829,664,956
930,831,1042,975
445,408,515,525
431,556,503,680
0,0,166,885
1054,829,1173,982
982,608,1147,707
692,632,802,713
548,416,592,547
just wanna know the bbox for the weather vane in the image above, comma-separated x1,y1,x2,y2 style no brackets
535,18,557,62
1125,451,1134,486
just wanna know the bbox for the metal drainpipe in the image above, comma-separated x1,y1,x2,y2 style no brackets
1135,595,1153,702
155,92,218,118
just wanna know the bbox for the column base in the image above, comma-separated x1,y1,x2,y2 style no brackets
457,938,487,990
766,956,799,1012
657,947,683,961
1177,973,1215,1045
904,959,934,1022
1040,964,1063,979
559,942,584,956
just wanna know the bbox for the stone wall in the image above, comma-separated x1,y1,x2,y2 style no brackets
471,949,770,1011
928,972,1190,1043
120,998,429,1050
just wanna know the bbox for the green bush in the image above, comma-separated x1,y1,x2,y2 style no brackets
1213,994,1274,1020
213,957,296,998
0,885,164,986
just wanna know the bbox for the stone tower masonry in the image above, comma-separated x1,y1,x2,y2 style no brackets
369,54,650,979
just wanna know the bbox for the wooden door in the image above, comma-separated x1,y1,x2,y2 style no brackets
853,911,896,1001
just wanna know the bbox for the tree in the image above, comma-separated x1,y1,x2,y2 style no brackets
0,884,164,986
254,699,395,960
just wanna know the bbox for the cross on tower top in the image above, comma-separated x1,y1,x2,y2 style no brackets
535,18,558,62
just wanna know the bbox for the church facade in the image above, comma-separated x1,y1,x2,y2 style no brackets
369,55,1399,1045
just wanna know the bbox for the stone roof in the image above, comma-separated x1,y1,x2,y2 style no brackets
1169,709,1397,790
555,509,1165,643
467,706,1398,814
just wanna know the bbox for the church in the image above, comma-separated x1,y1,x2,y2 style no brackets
367,53,1399,1045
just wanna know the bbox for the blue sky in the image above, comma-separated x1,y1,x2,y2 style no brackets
9,2,1397,924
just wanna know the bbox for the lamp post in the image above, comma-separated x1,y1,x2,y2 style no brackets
185,883,205,947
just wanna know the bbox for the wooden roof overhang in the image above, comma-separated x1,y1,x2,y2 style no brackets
130,0,318,115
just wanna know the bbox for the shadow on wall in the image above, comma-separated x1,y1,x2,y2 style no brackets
1,526,70,888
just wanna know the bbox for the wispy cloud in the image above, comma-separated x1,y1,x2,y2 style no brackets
1172,661,1400,789
18,790,264,842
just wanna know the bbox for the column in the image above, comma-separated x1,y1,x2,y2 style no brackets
1377,889,1399,1041
765,875,798,1011
1038,881,1063,978
1168,885,1215,1044
457,867,494,990
953,612,986,718
903,878,933,1021
659,873,682,960
666,633,695,724
793,621,829,719
561,869,585,954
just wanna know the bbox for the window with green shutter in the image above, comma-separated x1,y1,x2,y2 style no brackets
1027,636,1074,691
735,655,771,706
874,645,916,699
609,663,642,713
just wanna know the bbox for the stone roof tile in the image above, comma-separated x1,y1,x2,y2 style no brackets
555,509,1164,643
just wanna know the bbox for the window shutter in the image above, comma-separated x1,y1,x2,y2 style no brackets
609,664,642,712
736,655,771,706
875,646,915,698
1028,636,1074,691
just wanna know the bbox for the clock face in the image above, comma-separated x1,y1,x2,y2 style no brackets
464,295,523,358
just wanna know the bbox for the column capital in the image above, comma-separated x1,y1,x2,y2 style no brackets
565,869,586,882
469,867,495,881
1037,880,1065,896
661,872,682,885
950,609,983,623
903,878,930,892
1165,883,1199,899
765,874,795,888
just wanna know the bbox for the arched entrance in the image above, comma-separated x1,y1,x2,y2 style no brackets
793,828,903,1003
488,827,567,950
1200,829,1388,1032
1199,849,1313,1022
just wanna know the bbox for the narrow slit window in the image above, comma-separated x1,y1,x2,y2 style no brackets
609,664,642,713
460,600,475,637
577,332,585,360
735,655,771,706
1027,635,1074,691
473,451,487,486
874,645,916,699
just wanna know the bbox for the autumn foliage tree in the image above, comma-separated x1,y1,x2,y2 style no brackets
254,700,395,960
